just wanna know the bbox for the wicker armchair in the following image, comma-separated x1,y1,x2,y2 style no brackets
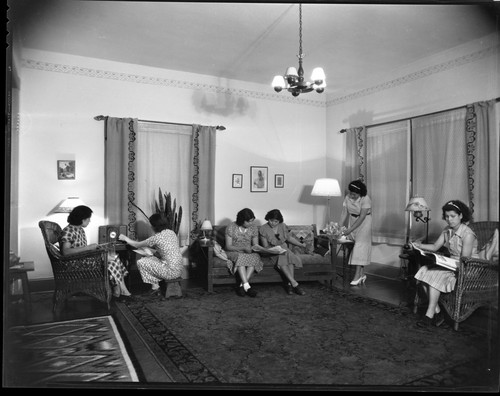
39,220,111,312
440,221,499,331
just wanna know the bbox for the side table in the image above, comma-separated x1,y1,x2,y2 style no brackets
9,261,35,319
332,240,354,288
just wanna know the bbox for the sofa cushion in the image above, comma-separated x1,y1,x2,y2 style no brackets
287,225,315,255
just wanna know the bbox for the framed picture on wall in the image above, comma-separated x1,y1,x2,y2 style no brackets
275,174,284,188
232,174,243,188
250,166,268,192
57,160,76,180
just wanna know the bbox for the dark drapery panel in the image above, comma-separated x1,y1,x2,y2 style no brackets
104,117,138,238
343,126,367,192
190,125,217,240
466,100,498,221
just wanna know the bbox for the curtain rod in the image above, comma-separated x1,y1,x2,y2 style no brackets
338,97,500,133
94,115,226,130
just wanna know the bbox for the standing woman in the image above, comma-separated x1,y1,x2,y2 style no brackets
338,179,372,285
60,205,133,300
259,209,306,295
412,200,479,328
225,208,263,297
119,213,183,296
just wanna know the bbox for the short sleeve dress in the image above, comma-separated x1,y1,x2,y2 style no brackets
414,223,479,293
259,222,303,269
137,229,184,285
60,224,128,286
225,222,264,274
344,195,372,266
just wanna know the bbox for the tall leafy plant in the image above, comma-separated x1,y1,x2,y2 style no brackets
130,187,183,235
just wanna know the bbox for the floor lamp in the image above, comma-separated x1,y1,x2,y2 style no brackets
404,196,431,245
311,178,342,226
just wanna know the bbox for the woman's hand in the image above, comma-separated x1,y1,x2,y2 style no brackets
243,246,253,253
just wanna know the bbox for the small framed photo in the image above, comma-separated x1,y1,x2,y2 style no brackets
275,174,284,188
232,174,243,188
57,160,76,180
250,166,268,192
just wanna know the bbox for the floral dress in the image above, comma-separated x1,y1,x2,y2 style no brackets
225,222,264,274
259,222,303,269
344,194,372,266
60,224,128,286
414,223,479,293
137,229,184,286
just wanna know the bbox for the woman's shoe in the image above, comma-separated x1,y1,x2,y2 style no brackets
293,286,306,296
350,275,366,286
433,312,445,327
285,284,293,295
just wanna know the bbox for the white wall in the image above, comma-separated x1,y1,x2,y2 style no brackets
16,49,328,280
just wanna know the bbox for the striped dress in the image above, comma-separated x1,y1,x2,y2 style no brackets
414,223,479,293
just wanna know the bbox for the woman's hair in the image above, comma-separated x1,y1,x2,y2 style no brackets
442,200,471,223
348,180,367,196
236,208,255,226
67,205,93,226
264,209,283,223
149,213,170,233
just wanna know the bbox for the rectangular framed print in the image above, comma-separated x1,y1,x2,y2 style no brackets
232,174,243,188
57,160,76,180
275,174,284,188
250,166,268,192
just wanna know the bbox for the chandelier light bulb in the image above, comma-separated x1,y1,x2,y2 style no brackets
311,67,325,84
272,75,286,92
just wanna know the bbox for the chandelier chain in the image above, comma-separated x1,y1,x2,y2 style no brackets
298,4,303,58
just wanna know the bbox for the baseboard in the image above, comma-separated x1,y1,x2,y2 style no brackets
28,278,55,293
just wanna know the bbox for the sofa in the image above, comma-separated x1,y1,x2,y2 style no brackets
203,224,335,293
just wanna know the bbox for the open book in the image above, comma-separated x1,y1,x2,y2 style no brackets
133,247,157,257
252,245,287,255
410,243,458,271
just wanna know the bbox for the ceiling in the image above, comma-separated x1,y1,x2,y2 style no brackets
7,1,499,96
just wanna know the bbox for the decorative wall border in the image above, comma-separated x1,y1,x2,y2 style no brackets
22,43,496,109
326,45,497,107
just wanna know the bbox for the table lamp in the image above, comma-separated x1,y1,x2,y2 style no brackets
405,196,431,245
51,197,86,213
311,178,342,224
200,220,213,242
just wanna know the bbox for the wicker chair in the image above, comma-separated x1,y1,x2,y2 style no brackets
440,221,499,331
39,220,111,313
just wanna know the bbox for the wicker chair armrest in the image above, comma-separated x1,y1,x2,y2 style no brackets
455,256,498,290
58,249,106,262
53,250,108,274
459,256,499,272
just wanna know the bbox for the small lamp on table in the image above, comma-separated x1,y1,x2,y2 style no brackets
200,220,213,243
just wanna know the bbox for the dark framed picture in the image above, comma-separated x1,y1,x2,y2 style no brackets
250,166,268,192
232,174,243,188
275,174,284,188
57,160,76,180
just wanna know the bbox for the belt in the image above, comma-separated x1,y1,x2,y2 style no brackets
350,213,371,218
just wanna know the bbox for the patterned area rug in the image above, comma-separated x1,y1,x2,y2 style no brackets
5,315,139,387
115,283,498,391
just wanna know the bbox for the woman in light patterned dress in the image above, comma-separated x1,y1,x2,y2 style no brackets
338,179,372,286
119,213,183,296
225,208,264,297
60,205,133,300
413,200,479,328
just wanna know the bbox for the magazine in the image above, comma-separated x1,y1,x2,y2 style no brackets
409,242,458,271
252,245,287,255
133,247,157,257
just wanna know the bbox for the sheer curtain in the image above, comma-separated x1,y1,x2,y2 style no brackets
412,108,468,240
366,121,410,244
343,126,367,191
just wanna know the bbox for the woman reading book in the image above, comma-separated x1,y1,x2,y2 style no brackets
259,209,307,296
412,200,479,328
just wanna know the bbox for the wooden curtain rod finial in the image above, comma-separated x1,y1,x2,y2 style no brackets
94,115,106,121
339,129,347,133
216,125,226,131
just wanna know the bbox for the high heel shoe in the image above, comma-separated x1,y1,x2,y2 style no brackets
350,275,366,286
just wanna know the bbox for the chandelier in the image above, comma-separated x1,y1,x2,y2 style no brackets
272,3,326,97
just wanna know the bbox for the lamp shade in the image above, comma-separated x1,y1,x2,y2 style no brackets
405,196,430,212
200,220,213,231
53,197,86,213
311,179,341,197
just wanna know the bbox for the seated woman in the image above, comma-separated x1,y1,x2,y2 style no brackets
412,200,479,328
224,208,263,297
60,205,133,301
119,213,183,297
259,209,306,296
